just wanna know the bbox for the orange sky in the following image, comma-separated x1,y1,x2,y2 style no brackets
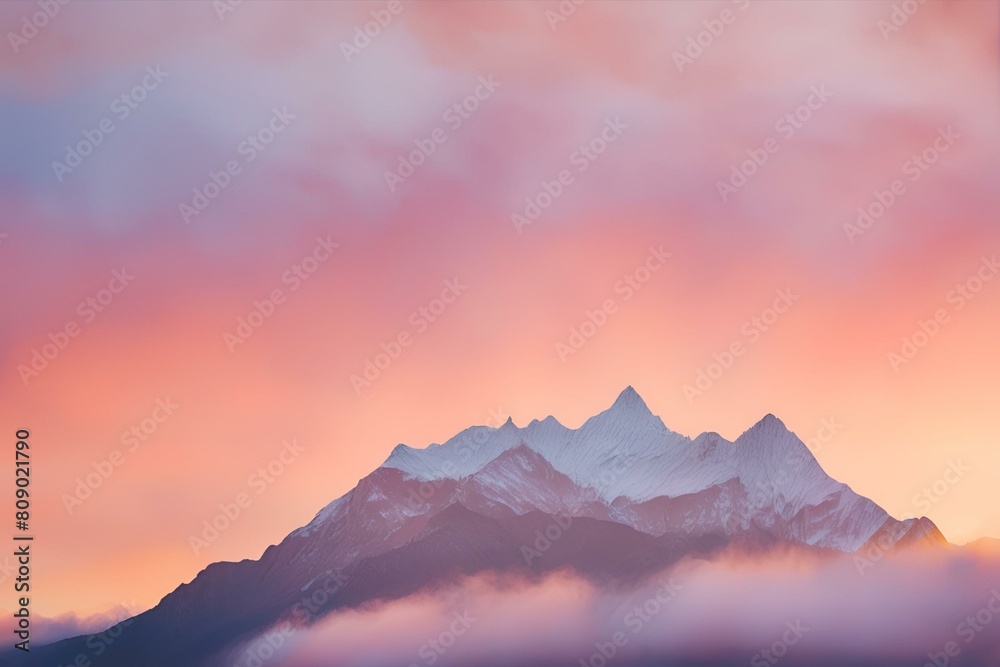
0,0,998,621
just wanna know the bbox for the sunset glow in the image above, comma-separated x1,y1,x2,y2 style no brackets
1,0,998,634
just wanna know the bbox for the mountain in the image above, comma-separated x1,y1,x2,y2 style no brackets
374,387,939,552
25,387,948,667
966,536,1000,554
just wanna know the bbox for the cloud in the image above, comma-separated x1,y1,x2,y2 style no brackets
0,601,138,646
217,547,1000,666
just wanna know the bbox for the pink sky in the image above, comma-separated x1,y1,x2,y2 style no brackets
0,0,998,621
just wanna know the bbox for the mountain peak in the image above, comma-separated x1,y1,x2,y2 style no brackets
745,413,790,437
761,412,784,426
610,385,652,413
736,413,810,458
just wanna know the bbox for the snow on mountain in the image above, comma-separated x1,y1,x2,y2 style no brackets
309,386,931,552
382,386,713,500
28,387,954,667
458,444,602,516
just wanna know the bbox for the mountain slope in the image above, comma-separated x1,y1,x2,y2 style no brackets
371,388,915,551
26,387,949,667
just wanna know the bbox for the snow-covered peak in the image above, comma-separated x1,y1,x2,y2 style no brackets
592,385,666,426
378,391,863,537
575,385,672,439
734,413,820,469
381,422,522,480
610,385,651,413
302,389,938,553
740,413,790,440
381,388,693,501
